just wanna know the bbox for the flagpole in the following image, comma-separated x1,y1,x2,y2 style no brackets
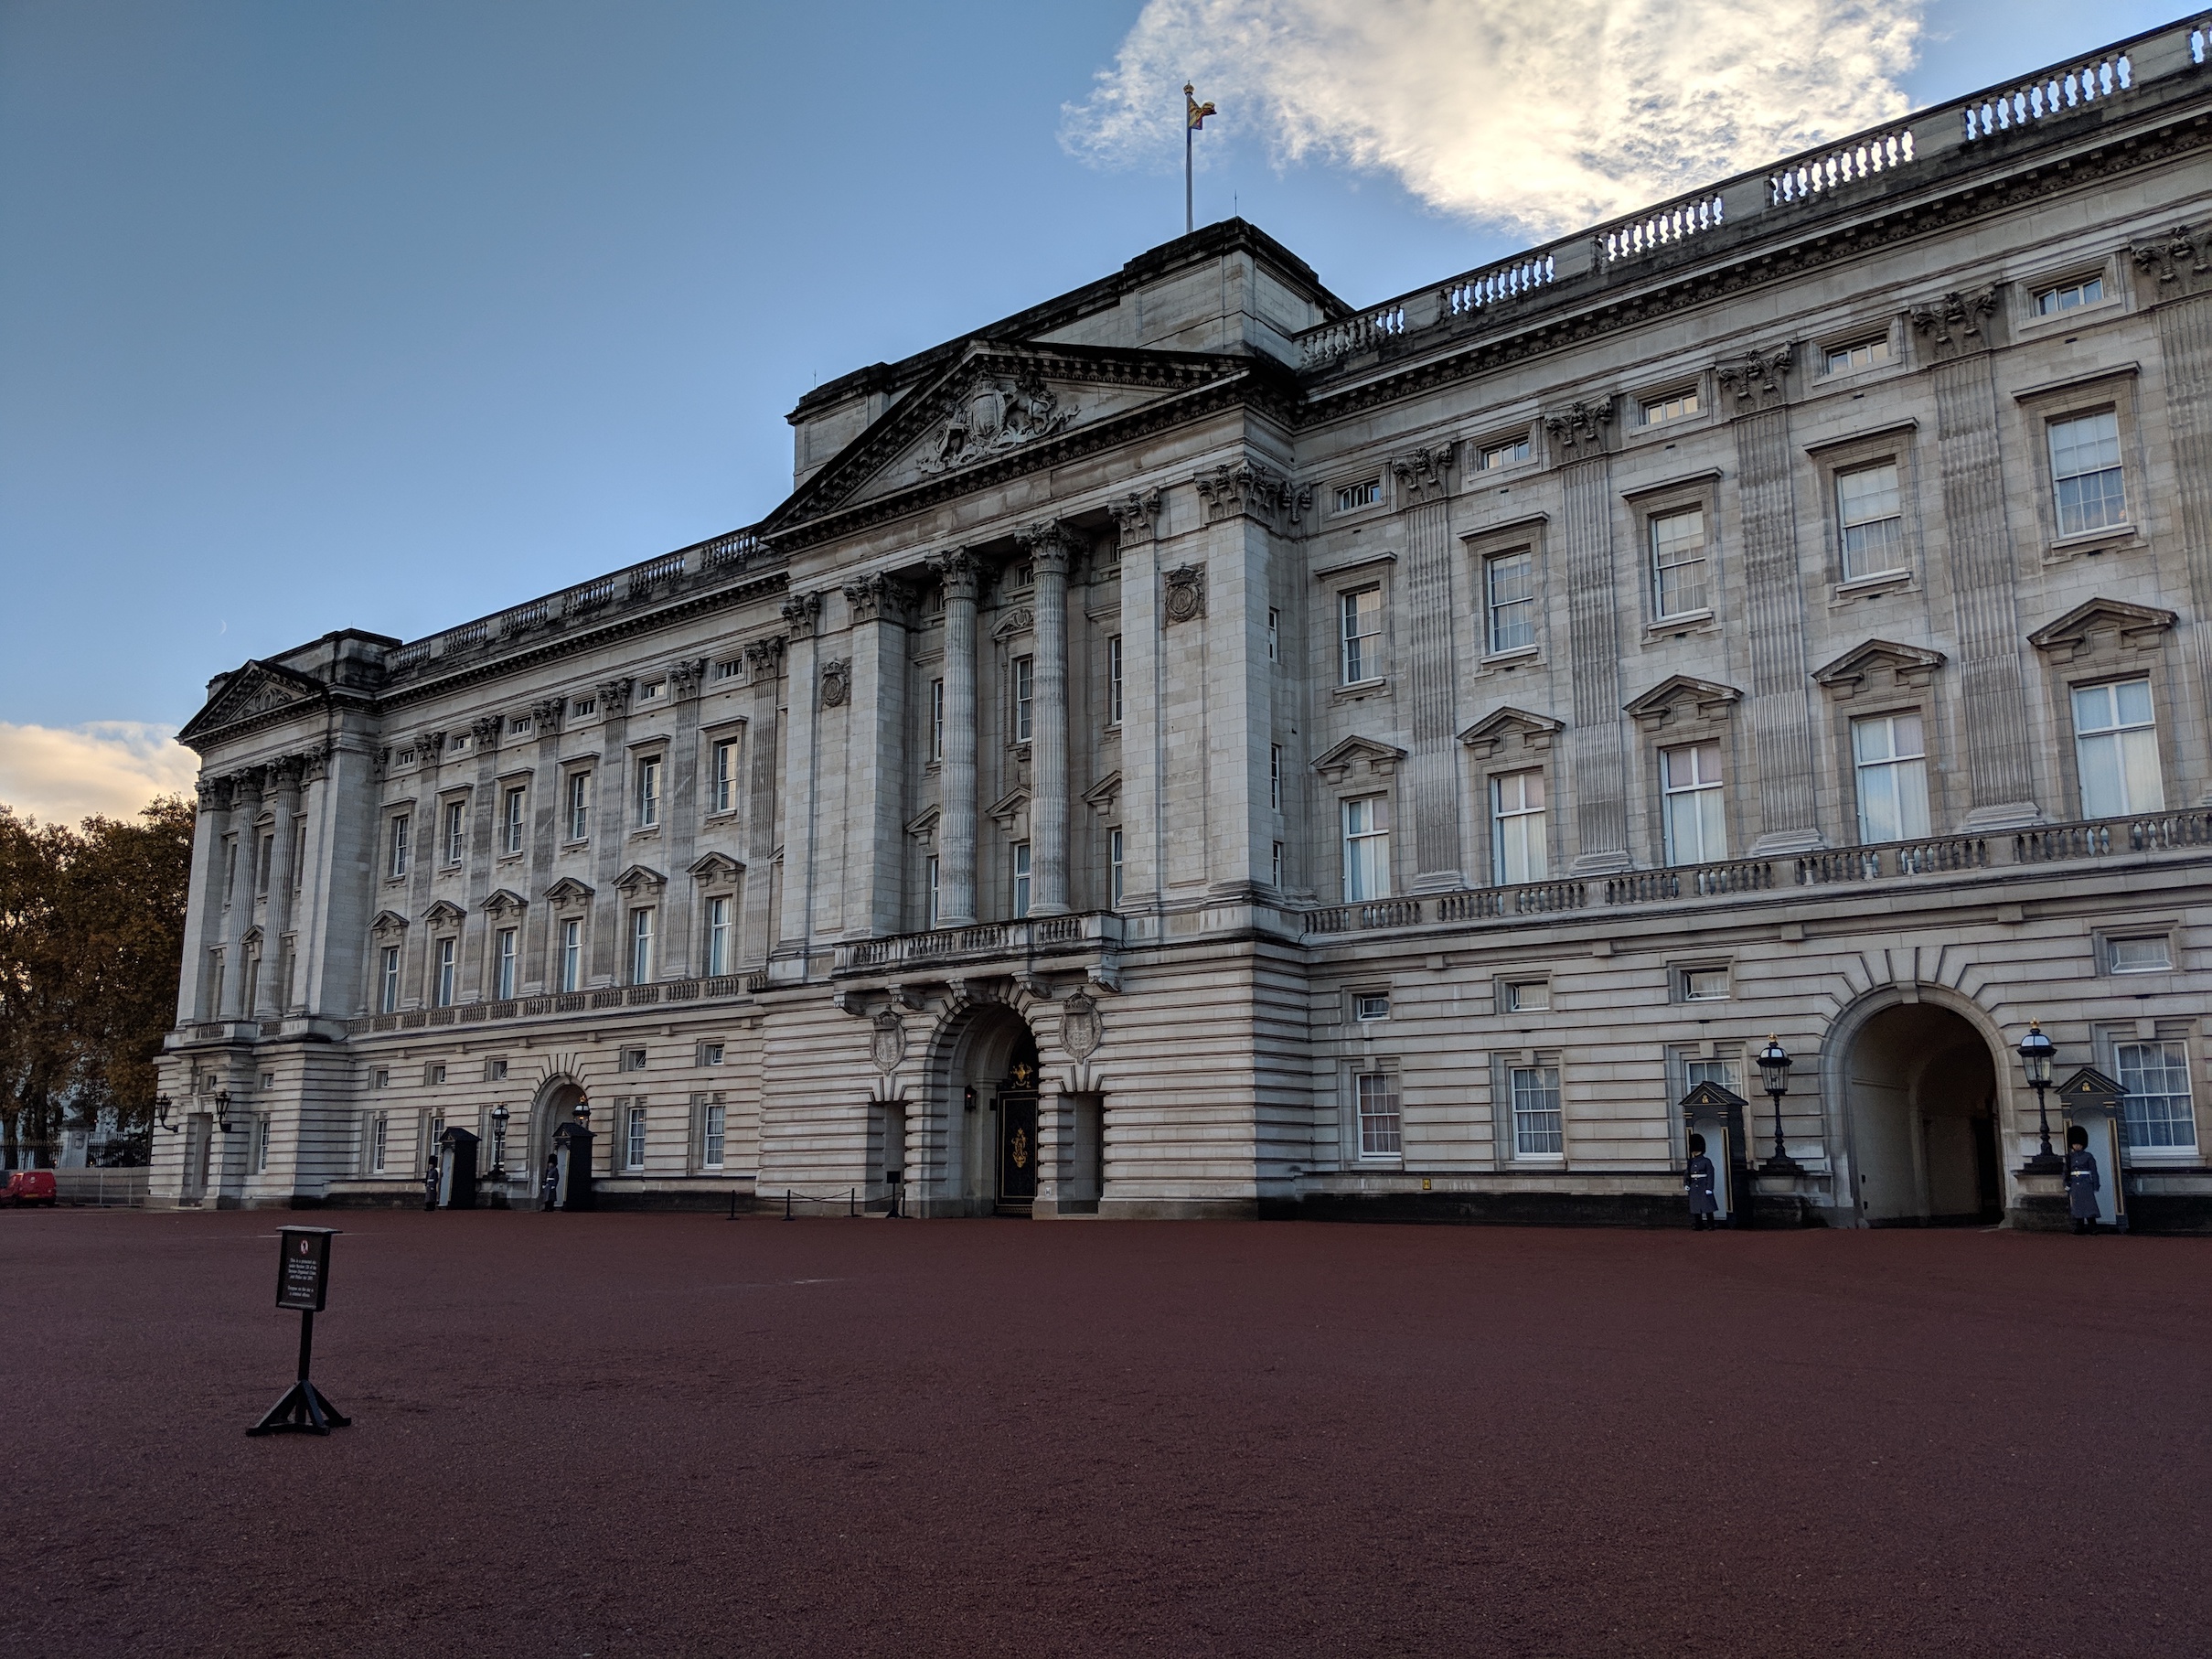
1184,95,1194,235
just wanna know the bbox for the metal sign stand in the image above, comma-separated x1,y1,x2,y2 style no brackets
247,1226,353,1438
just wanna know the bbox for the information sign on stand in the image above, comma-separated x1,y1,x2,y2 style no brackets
247,1226,353,1437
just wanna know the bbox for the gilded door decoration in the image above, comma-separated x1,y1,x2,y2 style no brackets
1010,1127,1029,1170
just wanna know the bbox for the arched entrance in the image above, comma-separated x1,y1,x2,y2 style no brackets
529,1077,587,1210
935,1004,1042,1217
1844,1003,2004,1226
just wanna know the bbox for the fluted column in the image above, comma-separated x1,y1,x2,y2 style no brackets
176,776,235,1024
252,758,305,1016
932,551,980,927
219,768,264,1019
1023,525,1072,915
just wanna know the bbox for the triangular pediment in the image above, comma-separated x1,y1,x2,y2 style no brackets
2057,1065,2124,1107
1459,706,1564,758
369,909,410,936
423,899,465,926
543,876,594,904
1624,675,1742,727
177,659,328,747
2027,597,2177,654
1680,1078,1748,1109
1082,770,1122,815
986,787,1031,826
1311,736,1406,783
687,852,744,883
1811,638,1947,696
903,805,940,845
614,863,667,894
768,343,1251,530
481,888,529,916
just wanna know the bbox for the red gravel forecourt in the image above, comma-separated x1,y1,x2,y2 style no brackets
3,1210,2206,1658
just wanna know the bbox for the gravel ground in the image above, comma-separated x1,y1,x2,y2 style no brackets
2,1208,2205,1658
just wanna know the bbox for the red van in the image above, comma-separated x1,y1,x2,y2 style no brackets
3,1171,57,1206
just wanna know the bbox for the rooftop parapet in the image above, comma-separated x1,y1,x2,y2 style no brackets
1296,16,2212,371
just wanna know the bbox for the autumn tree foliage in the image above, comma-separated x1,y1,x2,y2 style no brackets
0,797,193,1163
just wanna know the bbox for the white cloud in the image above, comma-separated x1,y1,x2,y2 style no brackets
1063,0,1923,238
0,722,198,828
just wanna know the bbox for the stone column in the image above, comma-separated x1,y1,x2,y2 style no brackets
1916,287,2039,828
743,637,785,966
2136,234,2212,801
1547,401,1632,873
1392,445,1464,889
1021,525,1072,915
176,775,235,1024
842,573,914,937
219,768,265,1019
252,757,305,1017
931,551,981,927
526,698,566,992
1109,491,1163,908
774,594,823,958
586,687,631,985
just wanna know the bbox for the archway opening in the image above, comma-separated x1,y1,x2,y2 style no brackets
942,1006,1041,1217
1847,1004,2003,1226
529,1078,587,1210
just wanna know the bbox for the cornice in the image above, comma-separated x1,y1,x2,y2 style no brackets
1297,107,2212,430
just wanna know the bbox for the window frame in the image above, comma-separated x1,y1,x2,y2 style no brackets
703,894,732,978
493,927,518,1000
625,1102,647,1171
1659,741,1728,867
1849,710,1931,844
709,738,739,817
564,769,593,843
1647,504,1713,625
2106,1033,2198,1156
1010,840,1031,919
1489,767,1548,887
1107,830,1123,908
628,906,656,985
559,917,583,993
1012,655,1034,745
501,785,527,856
1106,637,1124,725
1507,1060,1564,1161
1338,583,1384,686
432,937,456,1008
2068,675,2164,819
441,797,466,867
2045,406,2130,541
1341,793,1392,903
1352,1067,1403,1161
1482,546,1538,658
634,755,663,830
387,813,411,880
379,945,401,1014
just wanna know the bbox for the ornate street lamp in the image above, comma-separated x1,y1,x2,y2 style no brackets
2019,1021,2063,1172
155,1095,178,1134
214,1090,237,1135
573,1099,591,1128
488,1102,510,1180
1755,1035,1802,1174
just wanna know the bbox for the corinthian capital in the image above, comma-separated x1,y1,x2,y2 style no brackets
1109,489,1162,548
926,550,980,605
1389,444,1455,504
1016,520,1073,576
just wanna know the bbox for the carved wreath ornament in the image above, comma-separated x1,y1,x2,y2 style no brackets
819,660,850,708
1162,565,1206,626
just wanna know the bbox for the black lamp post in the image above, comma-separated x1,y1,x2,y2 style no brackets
488,1102,510,1180
214,1090,237,1135
2018,1021,2063,1172
1755,1035,1802,1174
155,1095,178,1134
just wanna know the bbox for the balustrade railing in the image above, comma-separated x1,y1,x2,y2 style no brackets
342,971,770,1036
1299,304,1406,368
1769,127,1915,204
1441,251,1555,318
1963,48,2132,140
838,914,1117,973
1598,191,1726,264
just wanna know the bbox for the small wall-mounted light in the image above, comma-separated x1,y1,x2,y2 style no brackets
214,1090,237,1135
155,1095,177,1133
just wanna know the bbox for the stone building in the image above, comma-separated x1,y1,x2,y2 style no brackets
155,18,2212,1228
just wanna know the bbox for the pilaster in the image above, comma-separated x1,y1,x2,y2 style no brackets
1392,444,1464,889
1547,400,1632,873
842,573,915,936
1020,525,1073,915
930,553,981,927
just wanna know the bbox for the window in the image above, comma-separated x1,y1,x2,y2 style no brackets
636,757,662,829
1011,841,1031,918
486,1057,508,1081
1501,980,1549,1013
559,918,582,992
1342,796,1391,901
389,815,411,879
291,820,306,891
703,895,732,977
224,838,239,904
2035,273,2104,316
1108,830,1123,908
1266,611,1278,663
379,946,401,1014
930,679,946,757
711,741,737,814
619,1047,647,1072
1512,1065,1563,1157
370,1114,389,1173
434,800,460,865
702,1102,727,1169
1012,657,1033,744
1661,743,1726,866
1491,770,1546,885
1836,463,1907,580
1640,388,1700,426
1650,508,1709,619
254,1115,271,1173
1478,435,1532,472
1340,586,1382,684
208,948,226,1015
502,787,526,855
638,679,665,704
2108,936,2172,974
1355,1072,1402,1158
2072,680,2162,817
925,856,941,928
1851,713,1929,843
1271,840,1283,889
2048,410,2127,537
1484,549,1535,653
494,928,517,1000
629,908,655,984
625,1103,647,1170
713,658,742,682
428,1064,447,1086
1270,745,1283,812
572,697,596,719
1334,479,1381,513
257,832,274,894
432,938,455,1008
1106,637,1123,723
509,716,535,736
1682,968,1730,1001
699,1043,725,1066
566,772,591,841
372,1067,390,1089
1824,335,1894,374
1353,992,1390,1022
1010,561,1033,591
2115,1041,2196,1150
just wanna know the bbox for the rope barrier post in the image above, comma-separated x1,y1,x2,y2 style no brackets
849,1187,856,1218
784,1189,792,1222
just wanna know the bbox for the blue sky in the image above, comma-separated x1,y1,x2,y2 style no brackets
0,0,2185,817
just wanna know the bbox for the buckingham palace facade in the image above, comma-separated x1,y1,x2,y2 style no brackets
154,18,2212,1228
